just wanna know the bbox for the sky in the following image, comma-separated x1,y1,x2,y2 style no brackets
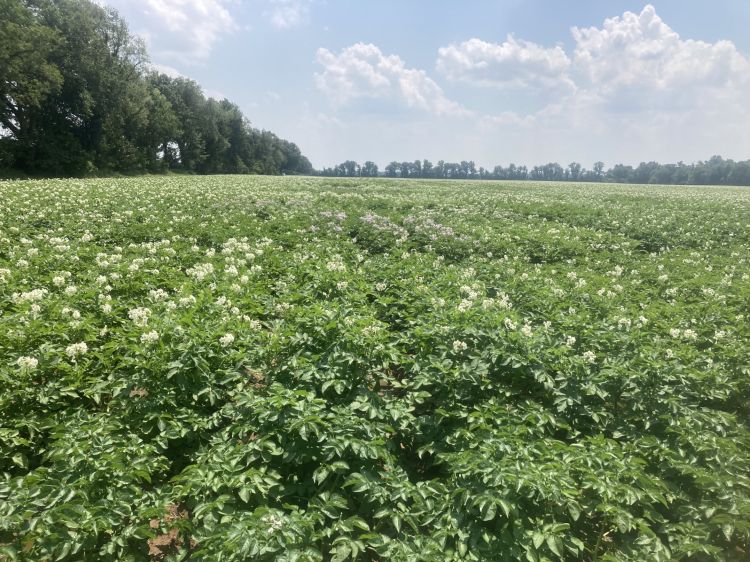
100,0,750,170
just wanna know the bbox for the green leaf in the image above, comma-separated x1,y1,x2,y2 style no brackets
532,532,545,549
350,517,370,531
11,453,28,469
569,537,585,553
313,466,329,484
546,535,563,558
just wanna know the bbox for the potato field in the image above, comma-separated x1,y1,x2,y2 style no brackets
1,176,749,561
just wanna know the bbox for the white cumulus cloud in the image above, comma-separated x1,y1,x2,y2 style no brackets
445,4,750,165
315,43,469,116
266,0,311,30
435,5,750,121
103,0,237,64
570,4,750,112
436,35,574,93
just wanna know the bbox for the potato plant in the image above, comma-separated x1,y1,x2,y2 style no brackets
1,176,749,561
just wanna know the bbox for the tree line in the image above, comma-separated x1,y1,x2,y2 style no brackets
0,0,312,177
319,156,750,186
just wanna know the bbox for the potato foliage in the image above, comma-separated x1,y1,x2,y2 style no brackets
1,176,749,561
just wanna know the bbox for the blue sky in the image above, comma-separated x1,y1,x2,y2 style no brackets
101,0,750,170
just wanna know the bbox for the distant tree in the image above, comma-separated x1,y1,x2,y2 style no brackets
445,162,459,178
651,163,677,184
537,162,564,181
632,162,658,184
727,161,750,185
567,162,582,180
347,160,359,176
608,164,633,183
672,162,690,185
706,155,730,184
593,161,605,180
361,160,378,177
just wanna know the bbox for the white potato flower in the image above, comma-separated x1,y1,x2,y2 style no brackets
141,331,159,344
452,340,468,353
683,329,698,341
17,356,38,371
128,307,151,327
66,342,88,359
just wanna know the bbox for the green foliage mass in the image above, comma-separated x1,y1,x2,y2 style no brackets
1,176,749,561
0,0,312,178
